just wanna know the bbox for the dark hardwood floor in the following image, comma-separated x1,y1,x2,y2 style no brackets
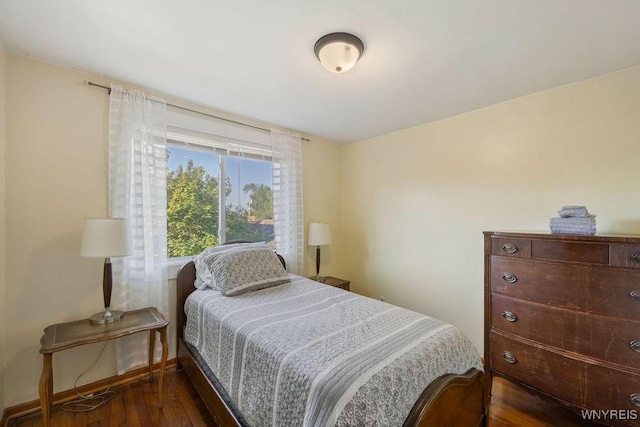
8,368,214,427
488,376,601,427
9,369,598,426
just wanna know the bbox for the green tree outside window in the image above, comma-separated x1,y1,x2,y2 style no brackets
167,156,274,257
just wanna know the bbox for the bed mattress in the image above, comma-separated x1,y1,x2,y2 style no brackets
184,275,481,427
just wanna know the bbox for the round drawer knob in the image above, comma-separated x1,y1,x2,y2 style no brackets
630,394,640,407
502,311,518,322
501,351,517,364
502,272,518,284
630,340,640,353
632,253,640,264
502,243,518,254
630,291,640,302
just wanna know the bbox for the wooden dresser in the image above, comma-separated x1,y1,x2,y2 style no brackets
484,232,640,426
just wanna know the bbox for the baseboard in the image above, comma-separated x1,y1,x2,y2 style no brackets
0,358,177,426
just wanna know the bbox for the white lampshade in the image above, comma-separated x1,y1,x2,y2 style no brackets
81,218,132,258
308,223,332,246
314,33,364,73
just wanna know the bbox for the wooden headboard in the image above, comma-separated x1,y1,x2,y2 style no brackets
176,260,197,344
175,246,285,346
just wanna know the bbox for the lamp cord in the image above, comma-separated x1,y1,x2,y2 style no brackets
61,341,117,412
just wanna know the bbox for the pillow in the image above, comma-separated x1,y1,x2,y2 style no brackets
193,242,266,289
204,246,289,296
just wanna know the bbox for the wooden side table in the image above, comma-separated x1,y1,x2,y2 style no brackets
39,307,168,427
313,276,350,291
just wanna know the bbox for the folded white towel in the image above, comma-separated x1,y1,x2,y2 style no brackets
550,215,596,225
550,223,596,230
550,227,596,235
550,215,596,235
558,206,590,218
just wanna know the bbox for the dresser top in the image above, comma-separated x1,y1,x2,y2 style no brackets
484,230,640,244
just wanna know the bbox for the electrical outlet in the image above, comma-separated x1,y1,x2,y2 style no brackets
379,295,385,302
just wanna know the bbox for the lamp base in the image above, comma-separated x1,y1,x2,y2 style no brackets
89,310,124,325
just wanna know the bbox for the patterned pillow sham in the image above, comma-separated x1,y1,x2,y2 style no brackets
205,246,290,296
193,242,266,289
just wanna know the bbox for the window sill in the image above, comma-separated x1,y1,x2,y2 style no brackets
168,256,193,280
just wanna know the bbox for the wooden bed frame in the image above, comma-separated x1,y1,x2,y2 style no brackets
176,259,488,426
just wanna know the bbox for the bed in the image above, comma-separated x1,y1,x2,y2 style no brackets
176,243,488,426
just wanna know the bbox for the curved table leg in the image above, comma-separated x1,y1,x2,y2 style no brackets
158,325,168,408
148,328,156,382
39,354,53,427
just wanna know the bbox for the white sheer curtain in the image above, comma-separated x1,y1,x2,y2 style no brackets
109,84,169,374
271,128,304,275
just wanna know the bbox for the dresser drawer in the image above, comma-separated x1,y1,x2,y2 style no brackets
611,244,640,269
491,237,531,258
490,332,588,407
530,239,610,264
491,294,640,367
490,332,640,412
586,364,640,412
490,256,640,319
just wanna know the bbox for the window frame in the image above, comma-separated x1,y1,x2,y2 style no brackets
165,107,276,278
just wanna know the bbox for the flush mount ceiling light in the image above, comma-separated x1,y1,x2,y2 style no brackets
314,32,365,73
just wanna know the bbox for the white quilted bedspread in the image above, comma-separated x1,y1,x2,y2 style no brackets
184,275,481,427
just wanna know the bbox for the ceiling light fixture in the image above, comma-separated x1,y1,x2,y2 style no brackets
314,32,364,74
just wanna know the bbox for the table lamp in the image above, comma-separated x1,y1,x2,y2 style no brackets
308,223,332,281
81,218,132,324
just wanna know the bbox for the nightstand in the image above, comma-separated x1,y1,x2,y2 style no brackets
39,307,168,427
313,276,350,291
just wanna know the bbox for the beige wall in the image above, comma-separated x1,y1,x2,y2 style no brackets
341,66,640,352
0,43,7,412
302,138,344,277
6,54,115,407
3,54,344,407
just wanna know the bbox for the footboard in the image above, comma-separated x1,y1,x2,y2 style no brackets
404,368,487,426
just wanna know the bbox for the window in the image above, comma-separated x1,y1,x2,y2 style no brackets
166,107,275,258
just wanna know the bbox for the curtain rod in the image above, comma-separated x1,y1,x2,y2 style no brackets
84,80,310,142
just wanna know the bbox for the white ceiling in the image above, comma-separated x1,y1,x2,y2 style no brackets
1,1,639,144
